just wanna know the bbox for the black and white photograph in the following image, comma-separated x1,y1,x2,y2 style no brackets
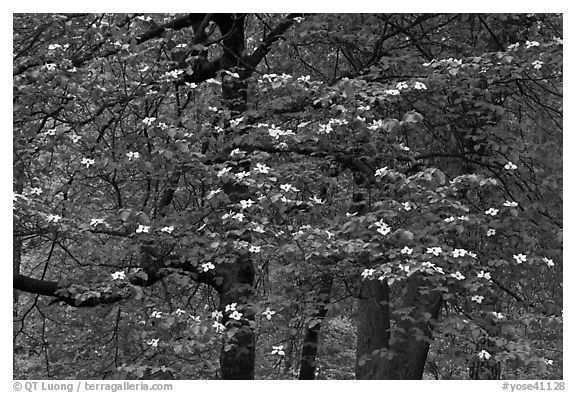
11,11,564,386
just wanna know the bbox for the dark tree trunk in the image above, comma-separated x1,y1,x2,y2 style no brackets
214,14,247,117
191,14,257,380
217,253,256,379
298,274,333,380
469,358,501,380
355,274,443,380
381,275,443,379
355,278,391,379
469,337,501,380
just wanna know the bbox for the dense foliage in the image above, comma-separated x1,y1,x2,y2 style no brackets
13,13,562,380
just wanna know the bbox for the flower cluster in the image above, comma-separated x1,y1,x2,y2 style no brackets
249,245,261,253
485,208,499,216
451,249,467,258
414,81,427,90
513,253,527,264
271,345,285,356
90,218,105,226
254,163,271,174
147,338,159,347
47,214,62,223
532,60,544,70
450,271,466,280
142,117,156,126
396,81,409,90
267,124,295,139
136,224,150,233
162,69,184,81
368,119,394,131
492,311,504,320
111,271,126,280
201,262,215,272
471,295,484,304
401,246,413,255
225,303,243,321
240,199,255,209
375,167,389,177
126,151,140,160
361,268,375,279
262,307,276,320
280,184,299,193
81,158,95,168
374,220,391,236
230,117,243,127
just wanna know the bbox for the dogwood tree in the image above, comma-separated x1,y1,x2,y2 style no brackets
14,13,562,379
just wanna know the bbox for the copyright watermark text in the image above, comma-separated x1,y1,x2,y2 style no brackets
502,381,565,391
13,381,173,392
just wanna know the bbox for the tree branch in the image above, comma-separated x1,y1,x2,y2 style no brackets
13,274,126,307
243,14,301,72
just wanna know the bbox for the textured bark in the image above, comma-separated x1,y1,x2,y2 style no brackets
381,276,443,379
469,358,501,379
469,337,502,379
217,253,256,379
209,14,257,379
214,14,247,117
13,274,126,306
298,274,333,380
355,279,391,379
355,274,443,380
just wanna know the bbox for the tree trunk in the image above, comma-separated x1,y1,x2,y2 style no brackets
469,337,501,379
355,274,442,379
469,358,501,380
215,14,247,118
217,253,256,379
298,274,333,380
355,279,390,379
205,14,257,379
381,275,442,379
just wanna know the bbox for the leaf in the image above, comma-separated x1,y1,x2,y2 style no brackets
167,128,177,138
432,169,446,185
132,286,143,301
144,161,154,172
119,209,131,222
393,229,414,242
381,118,400,132
344,83,355,100
175,141,189,153
402,111,423,124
